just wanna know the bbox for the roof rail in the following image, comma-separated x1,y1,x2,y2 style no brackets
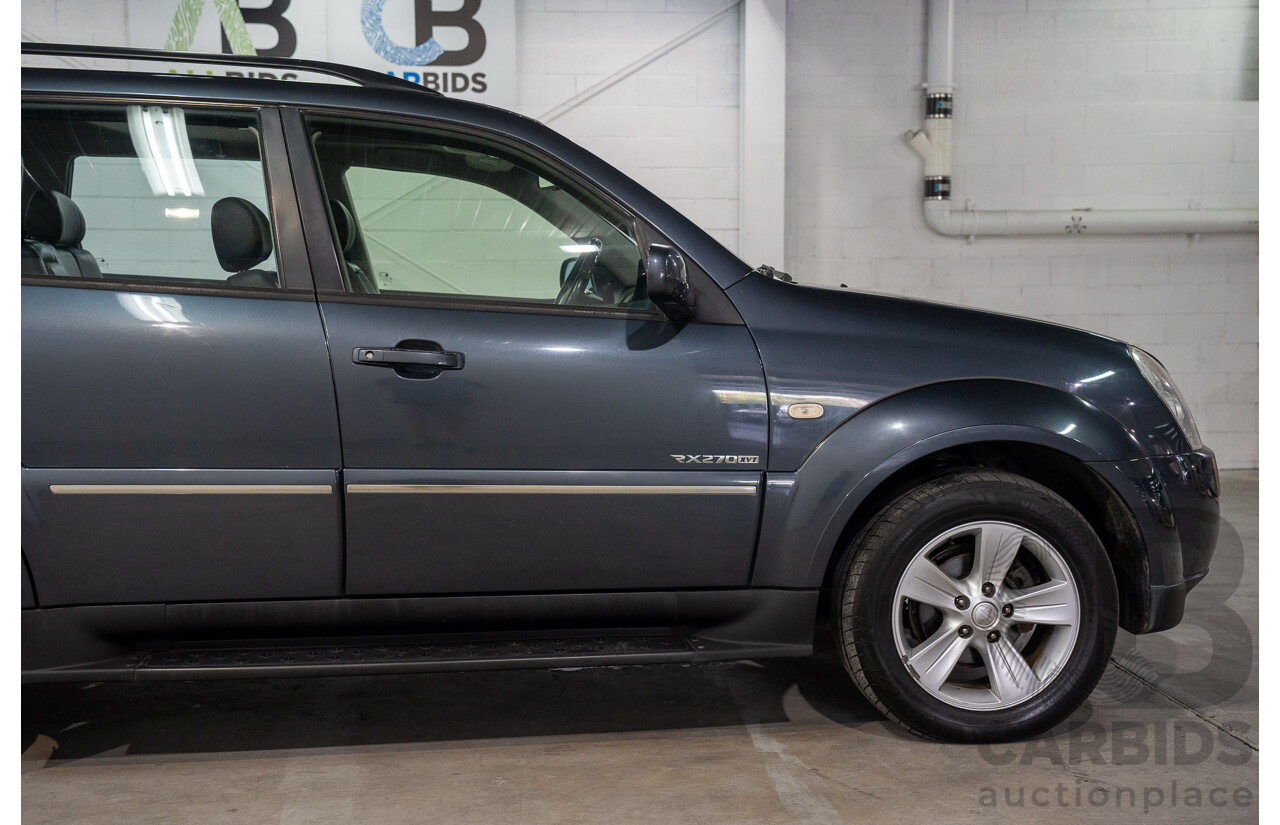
21,41,442,96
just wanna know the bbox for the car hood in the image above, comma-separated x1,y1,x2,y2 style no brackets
723,273,1182,470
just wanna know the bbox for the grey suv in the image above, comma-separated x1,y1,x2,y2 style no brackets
21,43,1220,742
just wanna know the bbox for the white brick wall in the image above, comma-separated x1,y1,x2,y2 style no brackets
514,2,742,251
787,0,1258,468
21,0,1259,467
24,0,129,44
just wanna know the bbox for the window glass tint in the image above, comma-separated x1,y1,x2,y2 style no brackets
22,103,279,289
307,116,649,311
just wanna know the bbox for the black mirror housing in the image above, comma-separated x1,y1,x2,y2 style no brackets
644,243,696,321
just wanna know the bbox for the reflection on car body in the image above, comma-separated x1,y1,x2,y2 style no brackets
20,43,1219,743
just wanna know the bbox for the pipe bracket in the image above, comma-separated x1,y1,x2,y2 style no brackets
925,93,953,118
924,176,951,201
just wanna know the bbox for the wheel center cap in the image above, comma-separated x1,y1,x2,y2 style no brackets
972,601,999,629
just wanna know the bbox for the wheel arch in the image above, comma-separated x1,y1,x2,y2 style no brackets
751,379,1153,632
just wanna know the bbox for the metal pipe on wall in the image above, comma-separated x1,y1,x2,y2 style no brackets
905,0,1258,239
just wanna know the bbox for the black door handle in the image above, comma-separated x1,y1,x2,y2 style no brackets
353,347,465,370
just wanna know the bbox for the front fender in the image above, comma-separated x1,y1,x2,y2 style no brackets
750,379,1147,588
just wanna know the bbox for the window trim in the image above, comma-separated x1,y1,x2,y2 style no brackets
312,289,670,321
20,95,314,299
19,275,316,302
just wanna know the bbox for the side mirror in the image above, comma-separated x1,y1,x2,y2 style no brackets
644,243,696,321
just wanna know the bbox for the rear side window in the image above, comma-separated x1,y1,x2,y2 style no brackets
21,103,280,289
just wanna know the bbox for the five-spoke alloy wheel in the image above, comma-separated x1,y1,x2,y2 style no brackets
834,471,1117,742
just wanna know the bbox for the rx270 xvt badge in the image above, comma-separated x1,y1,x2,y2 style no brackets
671,455,761,464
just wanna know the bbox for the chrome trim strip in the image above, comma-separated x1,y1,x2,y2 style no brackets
346,484,758,496
49,484,334,495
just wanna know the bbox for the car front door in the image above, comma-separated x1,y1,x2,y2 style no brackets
288,111,768,595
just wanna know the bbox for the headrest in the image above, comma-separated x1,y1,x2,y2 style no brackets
24,190,86,246
330,199,358,253
211,197,273,272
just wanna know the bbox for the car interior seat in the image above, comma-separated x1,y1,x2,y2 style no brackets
22,190,102,278
211,197,279,288
329,199,377,294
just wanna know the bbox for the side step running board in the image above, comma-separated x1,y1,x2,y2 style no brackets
26,632,810,682
23,590,821,682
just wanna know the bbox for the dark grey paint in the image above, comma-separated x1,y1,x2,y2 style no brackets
22,468,343,605
725,273,1216,632
23,603,164,673
158,589,808,644
22,286,341,469
1095,449,1219,632
322,301,768,593
748,381,1142,589
22,285,346,607
343,470,761,594
20,60,1219,676
21,558,36,609
320,302,767,470
724,274,1190,472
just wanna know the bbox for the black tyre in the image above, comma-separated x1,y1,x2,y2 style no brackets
833,470,1118,742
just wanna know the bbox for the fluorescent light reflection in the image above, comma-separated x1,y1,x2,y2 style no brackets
117,293,191,327
165,207,201,220
127,105,205,197
559,244,600,254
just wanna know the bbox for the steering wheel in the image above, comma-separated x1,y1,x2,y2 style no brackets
554,239,602,306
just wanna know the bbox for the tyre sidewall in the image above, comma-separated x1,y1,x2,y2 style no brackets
844,476,1118,742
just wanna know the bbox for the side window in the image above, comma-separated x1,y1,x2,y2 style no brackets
21,102,280,289
306,115,650,311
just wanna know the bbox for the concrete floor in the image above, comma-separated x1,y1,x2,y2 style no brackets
22,471,1258,824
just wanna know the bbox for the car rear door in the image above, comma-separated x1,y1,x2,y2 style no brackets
21,99,344,606
285,109,769,596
